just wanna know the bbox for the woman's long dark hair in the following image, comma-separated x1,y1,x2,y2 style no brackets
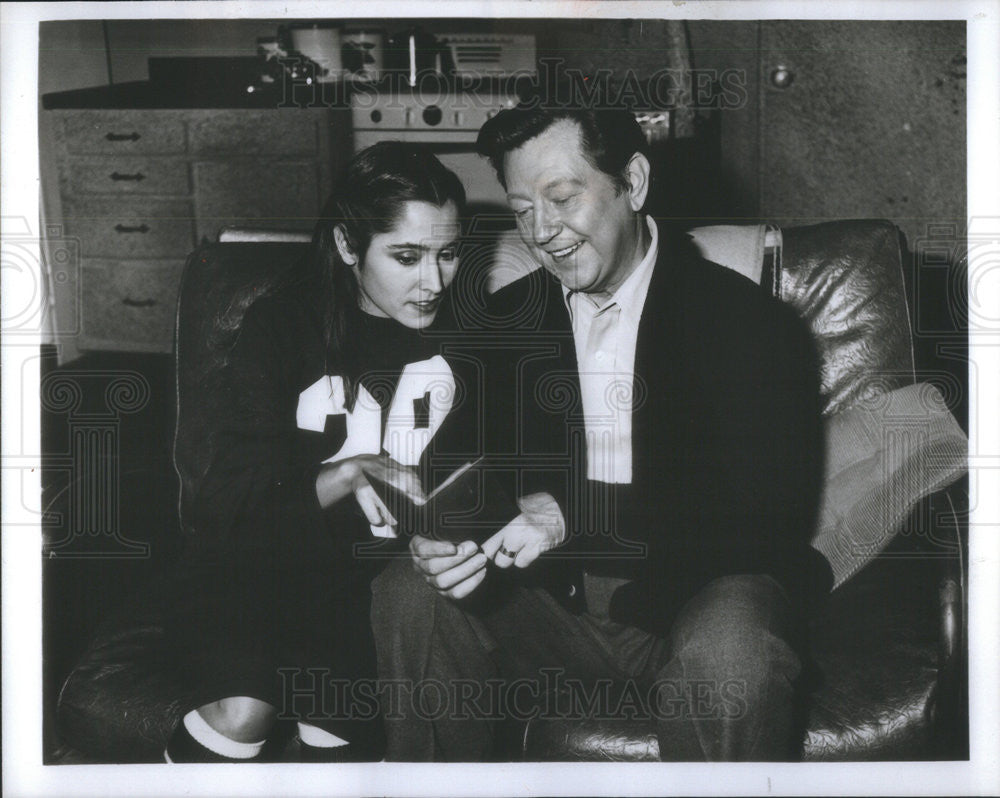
311,141,466,411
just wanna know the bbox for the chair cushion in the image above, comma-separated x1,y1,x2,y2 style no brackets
58,538,949,763
801,547,945,761
55,578,194,763
522,530,950,761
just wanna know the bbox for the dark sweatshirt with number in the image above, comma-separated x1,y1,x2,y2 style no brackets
188,273,450,585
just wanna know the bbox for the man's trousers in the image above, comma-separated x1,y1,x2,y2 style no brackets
371,558,806,761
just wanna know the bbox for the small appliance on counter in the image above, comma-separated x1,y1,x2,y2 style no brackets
442,34,537,79
342,28,386,81
382,30,538,85
386,27,455,87
247,26,538,94
283,22,344,82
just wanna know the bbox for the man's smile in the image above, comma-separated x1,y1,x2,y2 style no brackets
546,241,583,261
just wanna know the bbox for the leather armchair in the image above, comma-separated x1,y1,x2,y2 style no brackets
53,220,968,763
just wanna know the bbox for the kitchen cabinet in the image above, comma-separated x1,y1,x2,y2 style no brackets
40,106,347,361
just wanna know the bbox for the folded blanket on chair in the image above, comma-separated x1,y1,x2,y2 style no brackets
811,382,968,589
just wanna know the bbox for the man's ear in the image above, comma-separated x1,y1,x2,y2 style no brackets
333,225,358,266
624,152,651,212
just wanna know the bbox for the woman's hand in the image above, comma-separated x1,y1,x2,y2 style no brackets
481,492,567,569
315,454,425,528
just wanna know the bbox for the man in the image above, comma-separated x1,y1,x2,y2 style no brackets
371,101,833,761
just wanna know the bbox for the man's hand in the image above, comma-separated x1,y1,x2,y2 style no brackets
409,492,565,600
410,536,489,600
482,492,566,569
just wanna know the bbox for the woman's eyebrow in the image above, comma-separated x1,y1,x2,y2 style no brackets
386,237,460,250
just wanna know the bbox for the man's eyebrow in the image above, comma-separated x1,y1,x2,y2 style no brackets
543,177,583,192
507,177,583,201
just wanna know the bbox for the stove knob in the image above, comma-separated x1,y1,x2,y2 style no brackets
369,110,382,123
422,105,443,126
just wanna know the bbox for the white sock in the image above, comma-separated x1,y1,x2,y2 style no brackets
297,722,350,748
184,709,267,759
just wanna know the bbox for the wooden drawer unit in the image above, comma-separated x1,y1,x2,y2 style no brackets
79,260,185,351
65,157,191,196
62,197,196,258
40,106,344,359
188,112,321,156
61,110,187,155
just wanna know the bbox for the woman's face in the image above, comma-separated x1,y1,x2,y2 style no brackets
343,200,461,329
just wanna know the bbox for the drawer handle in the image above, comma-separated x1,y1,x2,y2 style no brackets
122,298,156,308
114,224,150,234
110,171,146,182
105,132,141,142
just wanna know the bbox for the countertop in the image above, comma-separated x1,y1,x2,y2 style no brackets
41,80,355,110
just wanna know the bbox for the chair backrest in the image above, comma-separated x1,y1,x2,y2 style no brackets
486,224,781,293
173,241,309,535
779,220,914,415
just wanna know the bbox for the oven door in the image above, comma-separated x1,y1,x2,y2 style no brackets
353,129,510,213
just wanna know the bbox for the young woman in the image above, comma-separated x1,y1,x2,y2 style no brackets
164,142,466,763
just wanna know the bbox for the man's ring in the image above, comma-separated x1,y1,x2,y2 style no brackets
498,545,517,559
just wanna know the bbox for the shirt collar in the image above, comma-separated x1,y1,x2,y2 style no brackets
562,215,658,324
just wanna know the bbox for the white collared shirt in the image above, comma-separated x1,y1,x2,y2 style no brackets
563,215,658,484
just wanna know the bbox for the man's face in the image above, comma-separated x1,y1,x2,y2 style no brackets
503,119,644,296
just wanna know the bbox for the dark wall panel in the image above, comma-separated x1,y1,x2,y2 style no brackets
758,20,966,247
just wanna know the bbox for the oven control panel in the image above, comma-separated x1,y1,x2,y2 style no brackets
351,93,518,133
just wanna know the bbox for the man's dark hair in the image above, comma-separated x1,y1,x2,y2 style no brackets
476,103,648,194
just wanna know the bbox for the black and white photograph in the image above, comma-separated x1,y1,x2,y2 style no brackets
2,1,998,795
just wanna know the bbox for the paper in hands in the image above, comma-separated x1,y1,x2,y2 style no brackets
368,457,520,544
302,357,457,539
